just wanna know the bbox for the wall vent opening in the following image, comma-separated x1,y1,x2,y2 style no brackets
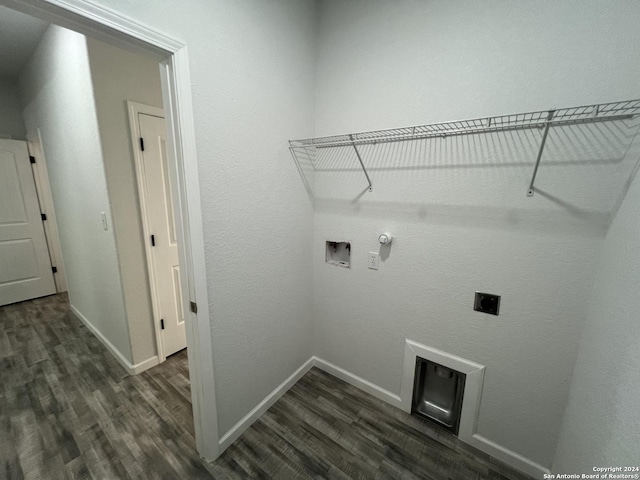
412,357,466,435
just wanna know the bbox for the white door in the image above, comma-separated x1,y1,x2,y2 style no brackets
138,113,186,357
0,139,56,306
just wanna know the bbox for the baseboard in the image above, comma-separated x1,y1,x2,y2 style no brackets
218,357,315,452
469,434,550,478
312,356,403,409
70,305,158,375
131,355,159,374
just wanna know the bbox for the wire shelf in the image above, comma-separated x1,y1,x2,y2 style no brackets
289,99,640,196
290,100,640,148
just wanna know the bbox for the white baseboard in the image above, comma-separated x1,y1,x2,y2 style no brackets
218,357,315,452
70,305,158,375
469,434,550,478
312,356,403,409
131,355,159,374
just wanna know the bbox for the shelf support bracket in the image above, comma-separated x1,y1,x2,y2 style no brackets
350,135,373,192
527,110,555,197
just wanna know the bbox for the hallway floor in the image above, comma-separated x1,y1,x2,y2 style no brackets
0,294,533,479
0,294,208,479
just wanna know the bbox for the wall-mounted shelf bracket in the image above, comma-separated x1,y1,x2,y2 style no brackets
350,134,373,192
527,110,555,197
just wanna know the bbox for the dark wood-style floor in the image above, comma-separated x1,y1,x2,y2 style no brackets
1,294,534,480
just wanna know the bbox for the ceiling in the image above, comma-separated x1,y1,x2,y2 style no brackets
0,6,49,80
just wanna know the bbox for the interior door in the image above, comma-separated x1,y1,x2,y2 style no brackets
139,113,186,357
0,139,56,306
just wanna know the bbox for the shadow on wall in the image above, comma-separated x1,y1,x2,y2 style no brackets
292,117,640,235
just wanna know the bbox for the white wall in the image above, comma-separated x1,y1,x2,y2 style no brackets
80,0,317,436
0,78,26,139
552,154,640,468
20,26,132,362
312,0,640,469
86,37,163,365
15,1,637,470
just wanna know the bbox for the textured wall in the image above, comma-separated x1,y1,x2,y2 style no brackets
20,26,132,361
0,78,26,139
79,0,317,435
312,0,640,468
86,37,163,365
552,139,640,470
18,1,640,468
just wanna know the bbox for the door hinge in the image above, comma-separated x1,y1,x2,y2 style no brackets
160,319,165,330
150,234,155,246
41,213,47,221
30,156,36,164
190,301,198,314
140,137,145,151
51,266,58,273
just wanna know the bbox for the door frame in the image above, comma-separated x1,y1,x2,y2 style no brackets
127,101,171,363
1,0,220,461
27,129,68,293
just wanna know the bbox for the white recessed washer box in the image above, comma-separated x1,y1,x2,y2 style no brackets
325,241,350,268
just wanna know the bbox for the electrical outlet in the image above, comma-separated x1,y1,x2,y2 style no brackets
368,252,379,270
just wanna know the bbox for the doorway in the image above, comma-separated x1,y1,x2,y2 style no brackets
0,0,218,461
0,139,56,305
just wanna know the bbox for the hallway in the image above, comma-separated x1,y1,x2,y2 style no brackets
0,294,210,479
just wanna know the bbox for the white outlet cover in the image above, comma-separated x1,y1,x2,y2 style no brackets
368,252,379,270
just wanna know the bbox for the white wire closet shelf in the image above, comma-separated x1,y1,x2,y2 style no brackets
289,99,640,196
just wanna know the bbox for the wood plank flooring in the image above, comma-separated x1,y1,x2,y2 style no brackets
1,294,534,480
0,293,211,479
